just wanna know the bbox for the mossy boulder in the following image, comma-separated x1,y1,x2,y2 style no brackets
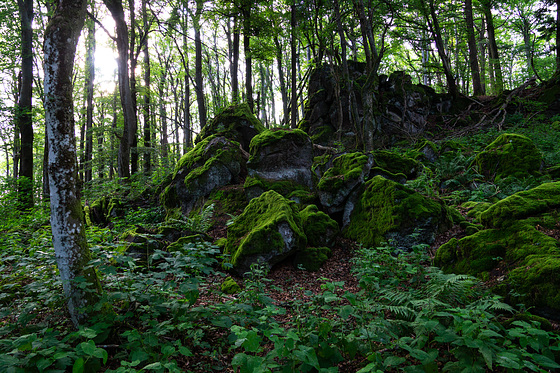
436,182,560,315
195,103,265,150
317,152,374,214
372,150,421,180
344,176,455,248
299,204,339,247
244,176,316,204
294,247,331,271
160,136,246,218
473,133,543,181
246,129,315,199
480,181,560,228
224,190,307,275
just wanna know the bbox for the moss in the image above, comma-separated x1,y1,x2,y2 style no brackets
344,176,450,247
507,255,560,310
473,133,543,181
480,181,560,228
207,186,248,215
214,237,227,248
294,247,331,271
317,152,371,192
298,205,339,247
461,201,492,222
195,103,265,146
221,277,242,294
248,128,310,159
547,164,560,179
244,175,315,203
224,190,307,271
372,150,421,179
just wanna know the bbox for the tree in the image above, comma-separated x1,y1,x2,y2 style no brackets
16,0,34,209
192,0,208,128
481,0,504,94
142,0,152,173
43,0,101,327
465,0,483,95
103,0,136,178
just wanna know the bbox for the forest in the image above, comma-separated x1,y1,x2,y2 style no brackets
2,0,560,372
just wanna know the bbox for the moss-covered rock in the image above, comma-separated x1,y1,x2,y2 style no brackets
473,133,543,181
299,205,339,247
166,235,210,253
246,129,315,200
160,136,246,218
244,176,316,204
479,181,560,228
317,152,374,213
85,196,123,226
372,150,421,180
224,190,307,275
294,247,331,271
195,103,265,150
221,277,242,294
344,176,454,248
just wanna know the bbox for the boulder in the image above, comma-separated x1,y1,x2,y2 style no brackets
160,136,246,218
85,196,123,226
344,175,456,248
224,190,307,275
245,129,315,201
473,133,543,181
195,103,265,151
317,152,374,214
435,182,560,318
298,204,339,247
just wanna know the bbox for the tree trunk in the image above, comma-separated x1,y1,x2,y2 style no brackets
273,36,289,125
103,0,134,178
482,0,503,94
43,0,100,327
243,6,253,112
17,0,34,209
290,3,297,128
193,0,207,128
128,0,138,174
84,13,95,183
465,0,483,96
158,63,169,168
142,0,151,173
231,18,240,103
423,0,458,97
556,0,560,74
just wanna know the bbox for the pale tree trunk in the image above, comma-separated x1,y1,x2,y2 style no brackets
103,0,134,178
17,0,34,209
274,36,289,125
43,0,100,328
556,0,560,74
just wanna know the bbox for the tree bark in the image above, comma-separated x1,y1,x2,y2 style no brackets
556,0,560,74
142,0,151,173
17,0,34,209
128,0,138,174
193,0,207,128
43,0,100,327
84,12,95,183
482,0,503,94
273,36,289,125
242,5,253,112
290,2,297,128
465,0,483,96
231,18,240,103
103,0,134,178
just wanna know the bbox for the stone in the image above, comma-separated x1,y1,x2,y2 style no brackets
224,190,307,276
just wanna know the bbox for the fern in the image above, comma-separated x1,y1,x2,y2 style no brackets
167,203,215,233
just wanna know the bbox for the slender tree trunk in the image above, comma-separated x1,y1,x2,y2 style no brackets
478,17,487,94
142,0,151,173
243,6,253,112
103,0,134,178
465,0,483,96
84,13,95,183
193,0,207,128
44,0,100,327
158,66,169,168
482,0,503,94
423,0,458,97
17,0,34,209
290,3,297,128
557,0,560,74
232,18,240,103
42,136,49,201
96,100,106,179
274,36,289,125
128,0,139,174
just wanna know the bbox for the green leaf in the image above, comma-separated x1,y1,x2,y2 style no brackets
532,353,560,369
384,355,406,367
496,352,522,369
79,340,97,356
339,305,354,320
143,362,163,370
294,345,320,369
242,330,262,353
72,358,84,373
479,346,494,369
179,345,193,357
